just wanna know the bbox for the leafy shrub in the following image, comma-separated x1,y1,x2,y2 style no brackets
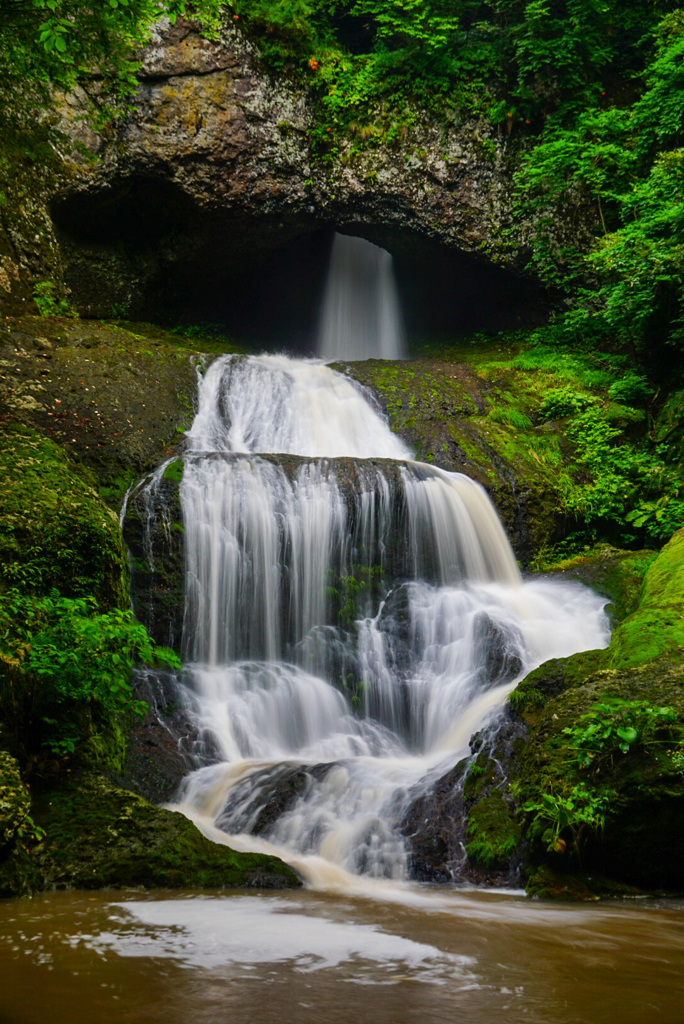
540,386,594,421
32,281,72,318
608,374,654,407
521,696,678,855
561,407,684,542
522,784,612,854
0,590,179,768
562,697,676,770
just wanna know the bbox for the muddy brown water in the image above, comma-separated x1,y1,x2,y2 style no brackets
0,887,683,1024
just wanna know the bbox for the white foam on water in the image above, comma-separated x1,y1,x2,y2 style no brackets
158,348,610,888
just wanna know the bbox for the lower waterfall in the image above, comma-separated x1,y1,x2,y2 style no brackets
139,353,609,887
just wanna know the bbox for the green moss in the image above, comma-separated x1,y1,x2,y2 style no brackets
524,865,641,901
463,754,497,801
536,543,657,622
655,391,684,465
162,458,184,484
508,529,684,893
488,405,533,430
6,772,301,893
0,423,126,609
82,712,128,777
607,529,684,669
466,791,521,868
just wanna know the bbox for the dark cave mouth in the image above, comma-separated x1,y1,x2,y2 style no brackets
52,178,549,353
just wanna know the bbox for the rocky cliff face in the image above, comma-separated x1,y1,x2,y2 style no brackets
1,16,550,333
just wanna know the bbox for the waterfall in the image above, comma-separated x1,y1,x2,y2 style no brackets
317,234,407,361
148,351,610,883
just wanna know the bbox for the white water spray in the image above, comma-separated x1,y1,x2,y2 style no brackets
163,351,609,884
317,234,407,362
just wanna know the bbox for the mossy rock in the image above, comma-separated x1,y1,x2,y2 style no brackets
525,865,640,901
466,791,521,869
514,658,684,891
10,772,301,893
0,315,235,506
338,358,566,560
539,543,657,623
607,528,684,669
124,470,186,650
655,390,684,466
511,530,684,721
0,422,126,608
508,530,684,894
0,751,30,848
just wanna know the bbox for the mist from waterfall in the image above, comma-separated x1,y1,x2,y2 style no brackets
317,234,408,361
158,351,610,884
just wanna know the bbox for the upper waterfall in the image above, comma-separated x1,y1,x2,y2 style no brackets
317,234,407,362
186,353,410,460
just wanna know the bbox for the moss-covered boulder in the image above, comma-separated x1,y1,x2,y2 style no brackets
606,529,684,669
0,315,239,507
0,751,30,848
508,529,684,895
0,423,126,608
539,543,657,624
0,772,300,895
338,356,565,560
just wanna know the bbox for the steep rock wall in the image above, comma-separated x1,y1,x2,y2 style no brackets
1,16,554,327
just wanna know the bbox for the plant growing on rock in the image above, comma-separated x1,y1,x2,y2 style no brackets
562,696,677,771
521,783,612,855
0,589,179,772
520,696,678,857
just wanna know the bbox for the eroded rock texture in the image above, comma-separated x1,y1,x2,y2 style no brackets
0,15,552,332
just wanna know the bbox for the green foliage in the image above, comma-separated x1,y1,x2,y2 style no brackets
562,696,676,769
0,424,126,607
488,404,532,429
466,790,520,867
562,406,684,541
514,10,684,358
539,386,594,421
235,0,673,152
671,747,684,776
521,784,612,853
0,589,179,767
326,570,370,628
607,374,654,407
32,280,72,318
0,1,223,112
519,684,680,857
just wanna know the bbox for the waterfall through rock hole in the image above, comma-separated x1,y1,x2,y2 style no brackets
130,348,610,889
317,234,408,362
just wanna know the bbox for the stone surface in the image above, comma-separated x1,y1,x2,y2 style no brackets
0,771,301,895
508,530,684,894
0,15,561,326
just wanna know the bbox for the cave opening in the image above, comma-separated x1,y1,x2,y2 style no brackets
52,177,549,354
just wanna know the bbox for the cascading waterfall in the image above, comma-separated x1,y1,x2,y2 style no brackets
157,351,610,885
317,234,407,362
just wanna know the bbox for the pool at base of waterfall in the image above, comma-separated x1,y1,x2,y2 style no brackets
0,888,683,1024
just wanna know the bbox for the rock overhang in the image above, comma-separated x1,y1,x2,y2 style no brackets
46,14,550,347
